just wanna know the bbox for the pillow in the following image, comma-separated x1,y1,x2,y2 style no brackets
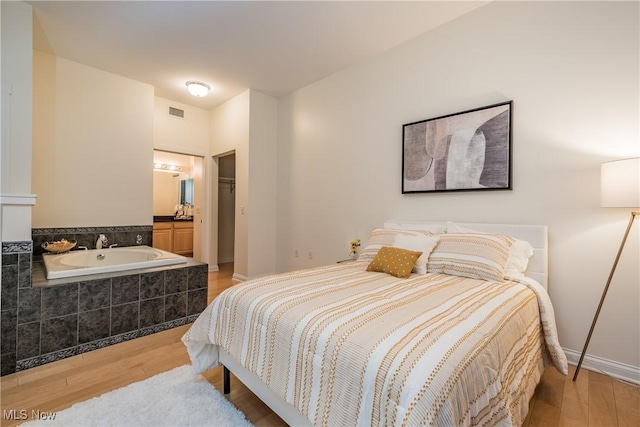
358,228,433,263
393,233,439,275
446,222,534,277
427,233,514,282
384,221,447,234
366,246,423,278
504,239,535,277
445,222,479,234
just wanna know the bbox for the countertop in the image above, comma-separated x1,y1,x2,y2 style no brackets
153,216,193,222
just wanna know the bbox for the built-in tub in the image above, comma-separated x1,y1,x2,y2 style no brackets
42,245,187,279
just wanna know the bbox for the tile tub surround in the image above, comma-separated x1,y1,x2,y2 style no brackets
1,241,33,376
4,258,208,375
32,225,153,256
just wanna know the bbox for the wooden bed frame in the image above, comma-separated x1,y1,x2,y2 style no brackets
220,222,549,426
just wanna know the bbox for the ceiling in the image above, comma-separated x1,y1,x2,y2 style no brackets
29,1,487,110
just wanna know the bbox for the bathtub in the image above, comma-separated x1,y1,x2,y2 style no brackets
42,245,188,279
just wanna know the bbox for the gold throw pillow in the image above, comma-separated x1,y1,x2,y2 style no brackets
366,246,423,278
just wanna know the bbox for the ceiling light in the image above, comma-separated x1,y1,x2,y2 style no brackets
186,81,210,97
154,162,189,173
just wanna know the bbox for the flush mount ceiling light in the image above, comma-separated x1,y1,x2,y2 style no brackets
186,81,210,97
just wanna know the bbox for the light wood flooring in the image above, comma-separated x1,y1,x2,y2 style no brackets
1,263,638,426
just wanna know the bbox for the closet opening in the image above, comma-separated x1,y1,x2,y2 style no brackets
216,152,236,269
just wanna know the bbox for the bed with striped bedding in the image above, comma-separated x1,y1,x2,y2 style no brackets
183,259,567,426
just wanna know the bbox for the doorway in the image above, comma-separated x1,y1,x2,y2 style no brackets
217,152,236,266
152,150,204,261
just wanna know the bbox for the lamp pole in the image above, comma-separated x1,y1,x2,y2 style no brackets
573,211,639,381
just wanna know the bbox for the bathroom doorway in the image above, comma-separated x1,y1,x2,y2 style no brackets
217,152,235,266
152,150,205,261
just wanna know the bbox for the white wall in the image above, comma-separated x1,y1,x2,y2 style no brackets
209,89,278,279
210,90,250,277
1,1,35,242
153,97,210,156
191,156,204,261
32,51,154,227
248,90,278,278
277,2,639,375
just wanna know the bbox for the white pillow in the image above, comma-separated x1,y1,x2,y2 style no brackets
503,239,535,277
446,222,484,234
358,228,434,264
384,221,447,234
446,222,534,277
393,233,439,275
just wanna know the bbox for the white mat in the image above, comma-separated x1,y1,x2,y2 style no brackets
21,365,253,427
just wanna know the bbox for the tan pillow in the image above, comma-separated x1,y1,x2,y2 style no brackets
366,246,423,278
445,222,534,277
358,228,433,263
427,233,514,282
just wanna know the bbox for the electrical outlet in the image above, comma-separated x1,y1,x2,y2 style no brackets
308,250,313,260
294,249,299,258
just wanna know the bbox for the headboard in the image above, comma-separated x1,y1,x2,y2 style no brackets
383,221,549,290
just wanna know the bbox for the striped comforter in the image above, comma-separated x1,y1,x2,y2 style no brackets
183,261,567,426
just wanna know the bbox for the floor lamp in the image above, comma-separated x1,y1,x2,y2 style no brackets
573,158,640,381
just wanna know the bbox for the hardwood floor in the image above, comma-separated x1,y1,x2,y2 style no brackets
2,262,638,426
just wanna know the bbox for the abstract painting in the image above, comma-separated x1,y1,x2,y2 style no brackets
402,101,512,193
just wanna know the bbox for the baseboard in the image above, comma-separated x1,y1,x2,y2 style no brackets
232,273,247,283
208,265,219,272
564,347,640,385
218,256,234,263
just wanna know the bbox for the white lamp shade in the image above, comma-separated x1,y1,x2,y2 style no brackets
601,158,640,207
186,81,210,97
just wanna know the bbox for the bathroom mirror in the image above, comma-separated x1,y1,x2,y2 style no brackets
180,178,194,205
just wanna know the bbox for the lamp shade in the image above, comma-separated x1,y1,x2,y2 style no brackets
601,158,640,207
186,81,210,97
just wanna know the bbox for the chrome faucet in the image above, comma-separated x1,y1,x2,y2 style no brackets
96,234,108,249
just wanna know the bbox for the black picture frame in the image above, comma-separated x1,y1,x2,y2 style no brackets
402,101,512,194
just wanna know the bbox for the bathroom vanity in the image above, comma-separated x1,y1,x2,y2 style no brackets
152,217,194,257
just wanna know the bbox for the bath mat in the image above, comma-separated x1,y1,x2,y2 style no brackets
20,365,253,427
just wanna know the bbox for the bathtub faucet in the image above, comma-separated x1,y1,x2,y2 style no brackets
96,234,108,249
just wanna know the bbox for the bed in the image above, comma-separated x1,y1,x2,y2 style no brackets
183,221,568,426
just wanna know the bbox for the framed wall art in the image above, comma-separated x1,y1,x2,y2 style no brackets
402,101,512,194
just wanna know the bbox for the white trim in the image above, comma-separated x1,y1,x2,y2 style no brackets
208,264,220,272
565,347,640,385
153,146,207,159
2,82,13,194
1,193,37,205
1,81,12,95
232,273,247,282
